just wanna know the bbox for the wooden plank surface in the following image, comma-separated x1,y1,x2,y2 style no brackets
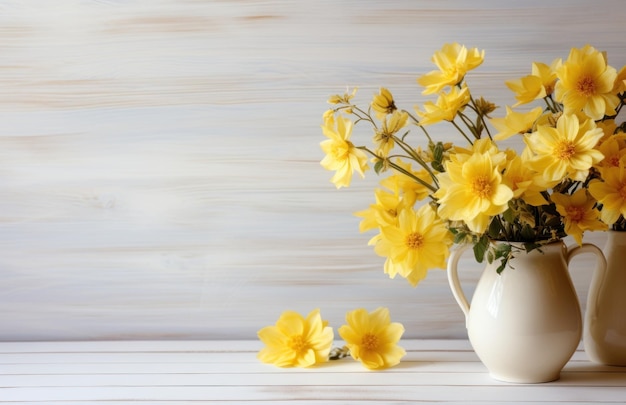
0,0,625,341
1,340,625,404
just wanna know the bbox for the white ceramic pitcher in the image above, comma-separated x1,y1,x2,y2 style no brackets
447,240,606,383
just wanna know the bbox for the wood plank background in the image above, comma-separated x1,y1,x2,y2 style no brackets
0,0,624,341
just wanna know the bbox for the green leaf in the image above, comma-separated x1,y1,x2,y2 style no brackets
521,224,536,241
374,160,384,174
496,258,507,274
473,235,489,263
453,232,468,244
488,217,502,239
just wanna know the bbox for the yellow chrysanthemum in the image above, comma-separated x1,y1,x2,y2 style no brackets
371,87,397,120
415,85,470,126
552,189,606,245
338,307,406,370
417,42,485,95
589,165,626,225
555,45,619,120
373,110,408,156
374,204,453,287
320,115,369,188
491,106,543,140
435,151,514,233
525,114,604,182
257,309,334,368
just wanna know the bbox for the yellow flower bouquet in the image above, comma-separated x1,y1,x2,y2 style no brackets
320,43,626,286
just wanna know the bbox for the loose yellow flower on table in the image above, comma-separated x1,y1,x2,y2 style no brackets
338,307,406,370
257,309,334,368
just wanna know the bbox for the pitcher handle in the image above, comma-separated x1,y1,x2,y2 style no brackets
566,242,607,318
447,244,472,328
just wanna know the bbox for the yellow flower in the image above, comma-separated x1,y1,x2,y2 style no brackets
491,106,543,140
502,154,551,206
613,65,626,95
552,189,606,245
257,309,334,368
371,87,397,120
415,85,470,126
417,42,485,95
380,159,433,205
525,114,604,182
373,110,408,156
595,135,626,177
328,87,358,105
506,75,545,106
555,44,619,120
374,204,453,287
338,307,406,370
320,114,369,188
435,151,514,233
354,186,405,246
589,165,626,225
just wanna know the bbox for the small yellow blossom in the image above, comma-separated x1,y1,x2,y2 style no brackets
555,45,619,120
589,165,626,225
354,186,405,246
374,204,453,287
257,309,334,368
491,106,543,140
525,114,604,182
435,151,514,233
373,110,408,156
417,42,485,95
338,307,406,370
613,65,626,95
328,87,358,105
371,87,397,120
320,115,369,188
415,85,471,126
506,75,545,106
595,135,626,177
552,189,607,245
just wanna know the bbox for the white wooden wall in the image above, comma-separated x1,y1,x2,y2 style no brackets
0,0,624,341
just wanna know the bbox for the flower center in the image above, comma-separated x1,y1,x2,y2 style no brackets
406,232,424,249
576,75,596,97
608,155,621,168
555,140,576,160
361,333,379,351
289,335,308,354
387,208,398,218
471,175,492,198
566,206,585,223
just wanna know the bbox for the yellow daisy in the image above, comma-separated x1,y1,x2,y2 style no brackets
338,307,406,370
589,165,626,225
417,42,484,95
415,85,470,126
491,106,543,141
555,44,619,120
320,114,369,188
371,87,397,120
257,309,334,368
552,189,606,245
435,151,514,233
525,114,604,182
374,204,453,287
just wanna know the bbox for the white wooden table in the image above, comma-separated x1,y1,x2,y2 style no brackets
1,340,625,404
